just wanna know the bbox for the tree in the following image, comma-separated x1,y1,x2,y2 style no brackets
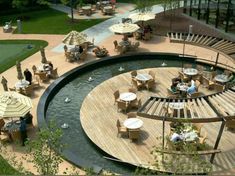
12,0,29,12
26,121,64,175
61,0,75,22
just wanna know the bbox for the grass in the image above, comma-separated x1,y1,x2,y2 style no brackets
0,155,19,174
0,40,48,73
0,9,107,34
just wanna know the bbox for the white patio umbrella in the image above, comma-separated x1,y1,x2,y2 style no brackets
128,12,156,23
62,30,88,46
109,23,140,34
0,91,33,118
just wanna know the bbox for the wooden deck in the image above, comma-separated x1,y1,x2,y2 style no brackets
80,67,235,173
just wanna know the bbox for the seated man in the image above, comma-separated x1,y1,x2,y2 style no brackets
187,83,197,95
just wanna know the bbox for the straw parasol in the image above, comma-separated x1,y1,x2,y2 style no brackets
62,30,87,46
109,23,140,34
1,76,8,91
128,12,156,23
0,91,32,118
16,61,24,81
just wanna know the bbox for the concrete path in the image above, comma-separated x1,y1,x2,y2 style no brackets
51,3,164,53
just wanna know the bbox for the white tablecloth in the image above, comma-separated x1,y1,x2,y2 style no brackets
177,83,188,91
124,118,143,129
15,80,29,89
214,74,229,83
183,68,198,76
135,73,152,82
120,92,137,102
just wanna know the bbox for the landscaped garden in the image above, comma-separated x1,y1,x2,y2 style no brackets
0,9,107,34
0,155,19,175
0,40,48,73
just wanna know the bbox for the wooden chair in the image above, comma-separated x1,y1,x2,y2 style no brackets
116,119,128,137
34,72,48,82
143,32,151,40
131,78,142,90
51,68,59,79
117,100,128,113
196,65,205,73
127,112,137,118
131,99,142,109
80,49,87,62
128,129,140,141
91,4,96,13
201,76,214,89
130,42,140,51
32,65,37,75
226,120,235,130
128,87,137,93
113,40,118,51
116,45,126,54
65,52,75,62
198,131,207,144
183,64,192,68
212,83,225,92
167,88,179,99
24,84,34,96
113,90,120,104
31,76,40,89
8,87,16,91
178,71,189,82
148,70,156,80
131,70,137,78
195,80,201,91
145,79,155,90
193,123,203,135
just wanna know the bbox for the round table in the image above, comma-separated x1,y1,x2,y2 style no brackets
37,64,50,72
214,74,229,83
135,73,152,82
123,118,143,129
120,92,137,102
15,80,29,89
169,102,184,110
183,68,198,76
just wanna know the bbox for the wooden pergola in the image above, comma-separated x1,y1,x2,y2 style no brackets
137,87,235,163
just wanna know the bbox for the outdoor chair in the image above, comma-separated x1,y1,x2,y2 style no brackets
145,79,155,90
167,88,179,99
211,83,225,92
130,99,142,109
198,131,207,145
201,76,214,89
143,32,151,40
127,112,137,118
24,84,34,96
195,80,201,91
193,123,203,136
32,65,37,75
116,119,128,137
79,49,87,62
224,70,232,77
91,4,96,13
113,40,118,50
196,65,206,74
77,7,84,15
128,129,140,141
130,42,140,51
113,90,120,104
178,71,189,82
130,70,137,78
131,78,142,90
148,70,156,80
51,68,59,79
117,100,129,113
183,64,192,68
117,45,126,54
187,91,202,98
128,87,137,93
34,72,48,82
31,76,40,89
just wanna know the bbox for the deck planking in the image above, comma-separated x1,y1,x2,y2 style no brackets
80,67,235,172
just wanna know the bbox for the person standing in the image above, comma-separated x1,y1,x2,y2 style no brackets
23,68,32,85
19,117,27,146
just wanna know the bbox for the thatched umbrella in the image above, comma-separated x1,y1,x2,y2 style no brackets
16,61,24,81
0,91,32,118
1,76,8,91
109,23,140,34
129,12,156,23
40,46,48,64
62,30,87,46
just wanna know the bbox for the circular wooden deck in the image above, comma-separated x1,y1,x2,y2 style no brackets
80,67,235,172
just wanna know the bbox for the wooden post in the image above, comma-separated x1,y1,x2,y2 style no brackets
189,0,193,16
225,0,232,33
197,0,201,20
206,0,210,24
210,120,226,163
214,52,220,69
215,0,220,28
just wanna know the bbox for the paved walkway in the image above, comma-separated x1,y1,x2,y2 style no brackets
51,3,164,53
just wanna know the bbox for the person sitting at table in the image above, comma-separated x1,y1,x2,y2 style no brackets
23,68,32,85
170,82,178,93
19,117,27,146
63,45,68,53
187,83,197,95
79,45,84,53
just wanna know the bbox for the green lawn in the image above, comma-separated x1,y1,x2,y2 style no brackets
0,9,107,34
0,40,48,73
0,155,19,174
